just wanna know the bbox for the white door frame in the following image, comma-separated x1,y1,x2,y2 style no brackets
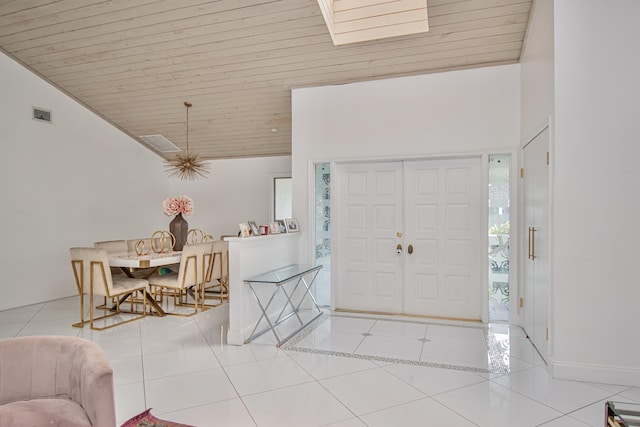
318,151,519,323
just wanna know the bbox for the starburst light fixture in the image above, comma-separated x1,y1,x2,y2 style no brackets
165,101,210,180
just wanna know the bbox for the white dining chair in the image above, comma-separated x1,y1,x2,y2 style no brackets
70,247,148,330
148,242,213,316
202,240,229,306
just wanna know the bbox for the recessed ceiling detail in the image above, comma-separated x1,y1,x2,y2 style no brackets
317,0,429,45
139,135,181,154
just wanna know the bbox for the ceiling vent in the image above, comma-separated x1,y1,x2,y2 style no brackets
139,134,181,154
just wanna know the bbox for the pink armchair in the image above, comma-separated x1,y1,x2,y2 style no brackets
0,335,116,427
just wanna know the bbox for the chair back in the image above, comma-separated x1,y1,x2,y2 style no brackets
94,240,127,254
176,242,213,290
208,240,228,283
187,229,214,244
70,247,115,297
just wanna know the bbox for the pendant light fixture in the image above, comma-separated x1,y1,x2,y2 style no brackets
165,101,210,180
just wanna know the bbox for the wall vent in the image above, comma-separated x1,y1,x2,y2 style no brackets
139,134,181,154
33,107,52,123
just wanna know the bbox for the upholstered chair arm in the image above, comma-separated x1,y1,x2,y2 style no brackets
0,336,116,427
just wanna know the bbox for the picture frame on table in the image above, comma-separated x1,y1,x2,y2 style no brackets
248,221,259,236
285,218,299,233
269,222,280,234
276,219,287,233
239,223,251,237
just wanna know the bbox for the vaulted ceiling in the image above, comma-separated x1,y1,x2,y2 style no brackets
0,0,532,160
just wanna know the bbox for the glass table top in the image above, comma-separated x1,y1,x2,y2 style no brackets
245,264,322,284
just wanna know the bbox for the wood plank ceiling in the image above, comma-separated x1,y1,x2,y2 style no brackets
0,0,532,160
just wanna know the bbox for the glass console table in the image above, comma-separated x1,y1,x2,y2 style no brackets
606,401,640,426
244,264,323,347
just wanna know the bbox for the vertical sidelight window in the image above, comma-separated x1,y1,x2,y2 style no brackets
488,155,510,322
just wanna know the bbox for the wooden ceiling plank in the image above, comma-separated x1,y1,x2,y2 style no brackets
12,2,319,60
73,45,523,113
29,20,329,75
66,32,524,97
50,26,525,89
38,11,527,82
0,0,302,52
0,0,161,35
66,36,524,97
0,0,95,19
333,0,426,23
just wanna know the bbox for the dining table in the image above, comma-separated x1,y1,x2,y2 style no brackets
108,251,182,316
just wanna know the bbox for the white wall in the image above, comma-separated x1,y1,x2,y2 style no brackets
165,156,291,240
0,52,168,310
520,0,554,141
0,51,292,311
551,0,640,385
292,65,521,262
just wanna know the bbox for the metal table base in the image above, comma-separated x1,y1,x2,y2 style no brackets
244,264,323,347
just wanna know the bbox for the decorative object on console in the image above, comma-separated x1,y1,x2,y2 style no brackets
269,222,280,234
239,223,250,237
165,101,210,180
276,219,287,233
248,221,259,236
259,225,269,235
163,195,193,251
285,218,299,233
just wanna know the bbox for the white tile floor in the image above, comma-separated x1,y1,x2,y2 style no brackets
0,296,637,426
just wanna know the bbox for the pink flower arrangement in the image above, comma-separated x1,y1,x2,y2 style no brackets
162,195,193,216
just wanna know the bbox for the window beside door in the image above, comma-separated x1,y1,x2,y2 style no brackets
488,155,511,322
314,163,330,306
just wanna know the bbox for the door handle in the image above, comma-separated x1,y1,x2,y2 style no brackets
528,227,537,260
396,244,402,255
408,244,413,254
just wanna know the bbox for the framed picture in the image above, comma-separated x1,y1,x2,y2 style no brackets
259,225,269,235
276,219,287,233
285,218,299,233
239,223,251,237
269,222,280,234
248,221,259,236
240,222,251,237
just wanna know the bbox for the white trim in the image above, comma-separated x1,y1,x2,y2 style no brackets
550,358,640,387
481,154,489,324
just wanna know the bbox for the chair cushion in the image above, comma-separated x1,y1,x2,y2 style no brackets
112,276,147,295
149,271,180,289
0,398,92,427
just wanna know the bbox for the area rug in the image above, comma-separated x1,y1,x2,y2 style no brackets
121,409,194,427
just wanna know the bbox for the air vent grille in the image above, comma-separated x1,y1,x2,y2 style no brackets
139,134,181,153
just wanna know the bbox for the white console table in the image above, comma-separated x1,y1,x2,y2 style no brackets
225,233,302,345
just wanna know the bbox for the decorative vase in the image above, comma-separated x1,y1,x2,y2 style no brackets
169,213,188,251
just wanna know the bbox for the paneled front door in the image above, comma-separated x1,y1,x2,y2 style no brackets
403,158,483,320
336,158,483,320
336,162,404,313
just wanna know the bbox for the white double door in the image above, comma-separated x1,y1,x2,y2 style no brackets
336,158,483,320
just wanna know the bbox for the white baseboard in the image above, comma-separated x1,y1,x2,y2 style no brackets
550,358,640,387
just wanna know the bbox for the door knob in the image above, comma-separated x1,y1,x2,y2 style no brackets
396,244,402,255
408,244,413,254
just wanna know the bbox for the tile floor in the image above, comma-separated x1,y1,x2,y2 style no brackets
0,296,637,426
